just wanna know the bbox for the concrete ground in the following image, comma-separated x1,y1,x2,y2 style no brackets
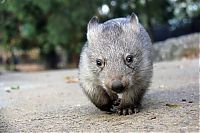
0,59,199,132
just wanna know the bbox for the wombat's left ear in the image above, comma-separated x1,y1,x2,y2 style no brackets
130,12,139,25
87,16,99,30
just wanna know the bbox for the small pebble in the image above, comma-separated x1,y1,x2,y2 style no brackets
188,101,193,103
149,116,156,120
5,89,11,93
182,99,186,102
5,87,11,93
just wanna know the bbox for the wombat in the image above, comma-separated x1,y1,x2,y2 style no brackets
79,13,153,115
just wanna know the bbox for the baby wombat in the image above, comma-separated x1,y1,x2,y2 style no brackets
79,13,153,115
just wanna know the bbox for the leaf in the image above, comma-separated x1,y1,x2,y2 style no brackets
165,103,181,108
65,76,79,83
10,85,20,90
20,23,36,39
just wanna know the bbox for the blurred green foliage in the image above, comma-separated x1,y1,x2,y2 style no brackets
0,0,99,68
102,0,199,27
0,0,199,68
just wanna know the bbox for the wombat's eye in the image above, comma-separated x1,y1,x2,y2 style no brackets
96,59,104,67
126,55,133,63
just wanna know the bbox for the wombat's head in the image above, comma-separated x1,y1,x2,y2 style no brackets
86,13,152,93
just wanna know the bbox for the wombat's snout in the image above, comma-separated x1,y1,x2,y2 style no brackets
111,80,125,93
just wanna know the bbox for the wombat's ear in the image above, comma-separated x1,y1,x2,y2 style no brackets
87,16,99,30
130,12,139,25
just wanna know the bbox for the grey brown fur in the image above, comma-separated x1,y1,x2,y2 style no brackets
79,13,153,115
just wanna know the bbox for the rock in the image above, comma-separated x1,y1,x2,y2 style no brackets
153,33,199,62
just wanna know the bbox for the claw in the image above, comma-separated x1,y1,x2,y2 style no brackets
113,98,121,106
122,109,127,115
117,106,140,115
128,108,133,115
133,108,139,113
117,110,122,115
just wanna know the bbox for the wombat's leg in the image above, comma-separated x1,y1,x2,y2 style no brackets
117,89,146,115
84,85,113,112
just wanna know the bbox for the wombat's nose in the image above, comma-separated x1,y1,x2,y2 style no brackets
111,80,125,93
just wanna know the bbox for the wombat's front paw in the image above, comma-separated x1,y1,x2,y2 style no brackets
110,98,121,113
113,98,121,106
117,106,140,115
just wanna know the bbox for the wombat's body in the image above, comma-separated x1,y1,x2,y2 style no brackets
79,13,153,115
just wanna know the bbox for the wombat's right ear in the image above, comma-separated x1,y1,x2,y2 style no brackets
87,16,99,30
130,12,139,25
129,12,139,32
